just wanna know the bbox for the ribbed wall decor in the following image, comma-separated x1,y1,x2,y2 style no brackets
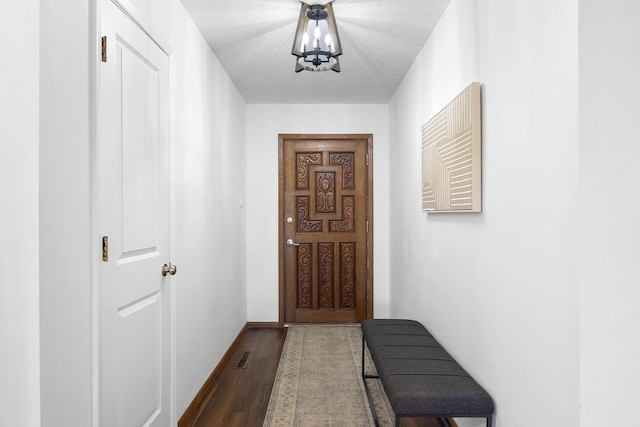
422,82,482,212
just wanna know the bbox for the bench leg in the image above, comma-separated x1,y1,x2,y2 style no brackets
362,373,380,427
362,334,381,427
362,332,365,379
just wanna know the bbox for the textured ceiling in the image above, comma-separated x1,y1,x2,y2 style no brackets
180,0,451,104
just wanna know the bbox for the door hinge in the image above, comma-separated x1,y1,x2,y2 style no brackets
365,154,369,167
102,236,109,262
101,36,107,62
366,220,369,233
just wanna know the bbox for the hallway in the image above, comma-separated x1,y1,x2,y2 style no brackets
4,1,640,427
189,327,454,427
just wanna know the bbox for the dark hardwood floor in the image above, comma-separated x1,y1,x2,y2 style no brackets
191,326,456,427
193,327,287,427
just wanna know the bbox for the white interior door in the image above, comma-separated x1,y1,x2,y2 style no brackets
98,0,172,425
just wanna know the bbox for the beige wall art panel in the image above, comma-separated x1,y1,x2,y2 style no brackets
422,82,482,213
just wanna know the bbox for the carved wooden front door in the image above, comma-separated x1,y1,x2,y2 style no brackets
279,134,373,323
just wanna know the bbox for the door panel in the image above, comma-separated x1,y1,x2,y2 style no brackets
121,43,159,254
117,292,162,426
98,0,171,425
280,135,373,323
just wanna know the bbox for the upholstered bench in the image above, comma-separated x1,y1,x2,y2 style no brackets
361,319,494,427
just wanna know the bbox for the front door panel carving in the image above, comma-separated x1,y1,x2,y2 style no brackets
281,135,372,323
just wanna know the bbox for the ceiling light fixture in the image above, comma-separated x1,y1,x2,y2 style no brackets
291,1,343,73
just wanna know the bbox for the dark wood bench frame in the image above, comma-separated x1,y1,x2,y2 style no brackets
361,319,494,427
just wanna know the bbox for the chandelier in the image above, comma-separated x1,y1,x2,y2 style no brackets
291,2,343,72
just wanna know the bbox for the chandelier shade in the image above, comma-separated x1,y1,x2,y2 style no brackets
291,2,343,72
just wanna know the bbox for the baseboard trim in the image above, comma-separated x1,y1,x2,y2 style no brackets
178,322,249,427
247,321,282,328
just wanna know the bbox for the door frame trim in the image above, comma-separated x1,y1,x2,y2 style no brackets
277,134,374,324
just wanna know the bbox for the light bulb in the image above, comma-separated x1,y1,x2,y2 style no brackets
325,34,333,51
301,33,309,51
314,26,321,40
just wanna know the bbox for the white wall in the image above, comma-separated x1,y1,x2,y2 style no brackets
39,0,93,425
37,0,248,424
579,1,640,425
0,1,41,426
167,1,248,416
246,104,390,322
388,1,579,426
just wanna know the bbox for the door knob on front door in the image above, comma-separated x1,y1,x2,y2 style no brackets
287,239,300,246
161,263,177,277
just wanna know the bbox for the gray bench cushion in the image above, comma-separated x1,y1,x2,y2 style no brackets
377,358,467,378
361,318,494,425
384,374,494,416
371,345,454,363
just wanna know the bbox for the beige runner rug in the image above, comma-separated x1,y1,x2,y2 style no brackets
263,324,394,427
